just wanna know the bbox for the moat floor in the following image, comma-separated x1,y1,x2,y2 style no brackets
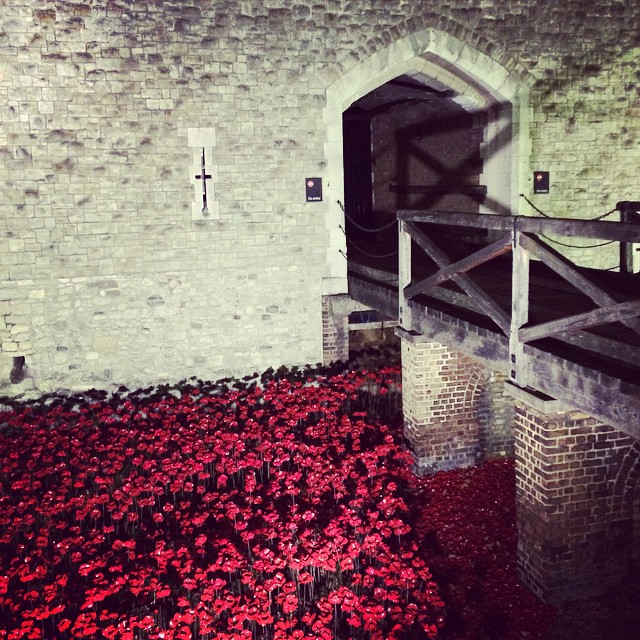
546,573,640,640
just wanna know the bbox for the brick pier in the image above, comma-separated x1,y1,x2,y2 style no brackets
399,329,640,603
321,295,350,365
398,329,513,474
512,388,640,603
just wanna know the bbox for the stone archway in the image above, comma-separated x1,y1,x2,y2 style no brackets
321,26,534,296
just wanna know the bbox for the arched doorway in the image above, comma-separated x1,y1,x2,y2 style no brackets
341,72,487,271
322,27,530,296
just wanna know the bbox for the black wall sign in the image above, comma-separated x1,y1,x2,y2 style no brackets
305,177,322,202
533,171,549,194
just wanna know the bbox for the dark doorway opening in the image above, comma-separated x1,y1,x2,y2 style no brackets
341,74,485,271
342,117,373,230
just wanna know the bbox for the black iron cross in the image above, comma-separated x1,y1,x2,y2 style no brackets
195,148,212,214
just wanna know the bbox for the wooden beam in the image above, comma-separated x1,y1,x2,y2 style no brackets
519,233,640,338
349,264,640,372
350,263,506,320
398,220,413,330
510,230,530,387
397,210,640,243
514,215,640,243
525,346,640,440
404,221,511,333
407,297,510,372
404,234,512,299
349,273,640,436
552,330,640,370
398,210,514,231
519,299,640,343
620,208,640,274
348,274,398,320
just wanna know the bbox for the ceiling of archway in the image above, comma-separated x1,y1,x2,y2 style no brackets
344,74,471,124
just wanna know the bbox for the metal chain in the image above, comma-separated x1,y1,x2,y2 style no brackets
519,193,618,221
345,213,398,233
519,194,619,249
338,200,397,233
346,238,399,259
338,225,398,259
540,235,614,249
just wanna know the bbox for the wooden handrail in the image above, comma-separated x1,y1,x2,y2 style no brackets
519,300,640,343
398,209,640,390
397,210,640,243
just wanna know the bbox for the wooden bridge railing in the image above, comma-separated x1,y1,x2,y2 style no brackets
398,211,640,390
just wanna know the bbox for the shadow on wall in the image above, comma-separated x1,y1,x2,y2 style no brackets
342,74,513,272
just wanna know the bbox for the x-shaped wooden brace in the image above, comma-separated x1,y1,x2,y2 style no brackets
401,219,512,334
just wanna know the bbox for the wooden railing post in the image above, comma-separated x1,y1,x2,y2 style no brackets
510,220,530,388
617,201,640,274
399,219,413,330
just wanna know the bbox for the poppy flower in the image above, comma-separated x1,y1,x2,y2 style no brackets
0,364,553,640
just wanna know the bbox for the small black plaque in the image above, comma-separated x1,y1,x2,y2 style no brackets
305,177,322,202
533,171,549,194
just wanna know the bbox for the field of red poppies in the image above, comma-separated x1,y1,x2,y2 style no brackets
0,363,554,639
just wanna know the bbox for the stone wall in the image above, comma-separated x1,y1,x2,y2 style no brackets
2,1,640,395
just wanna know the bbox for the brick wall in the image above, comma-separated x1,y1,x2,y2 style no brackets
398,332,640,600
399,330,512,474
321,295,349,365
514,399,639,603
2,1,640,394
477,371,515,458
